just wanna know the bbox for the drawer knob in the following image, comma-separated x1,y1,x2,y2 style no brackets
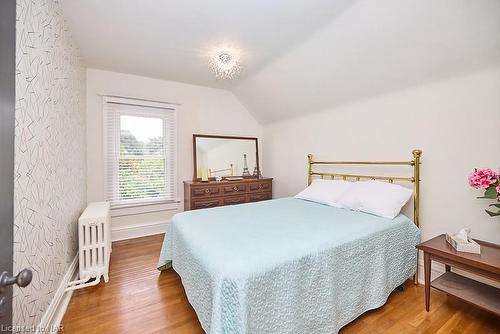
258,184,263,189
204,189,210,194
233,186,239,192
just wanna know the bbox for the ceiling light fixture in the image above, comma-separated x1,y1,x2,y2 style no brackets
208,47,242,80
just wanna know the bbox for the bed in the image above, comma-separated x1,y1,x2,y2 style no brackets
158,150,422,334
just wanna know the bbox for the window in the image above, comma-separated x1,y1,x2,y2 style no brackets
104,96,177,208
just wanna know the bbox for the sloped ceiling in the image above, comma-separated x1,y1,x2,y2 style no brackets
59,0,353,89
61,0,500,124
234,0,500,123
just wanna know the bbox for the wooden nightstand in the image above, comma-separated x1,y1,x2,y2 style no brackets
416,234,500,316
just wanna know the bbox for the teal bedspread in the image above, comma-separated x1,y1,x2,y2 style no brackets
158,198,420,334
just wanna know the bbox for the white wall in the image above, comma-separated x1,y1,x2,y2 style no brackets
86,69,263,239
263,66,500,244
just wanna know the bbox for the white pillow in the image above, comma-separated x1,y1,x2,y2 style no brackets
295,179,352,207
335,180,412,219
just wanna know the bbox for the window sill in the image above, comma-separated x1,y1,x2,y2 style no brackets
111,201,179,217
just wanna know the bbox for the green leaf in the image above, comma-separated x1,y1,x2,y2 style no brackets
485,209,500,217
489,203,500,209
483,186,498,199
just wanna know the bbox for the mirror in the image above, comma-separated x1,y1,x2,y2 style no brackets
193,135,259,180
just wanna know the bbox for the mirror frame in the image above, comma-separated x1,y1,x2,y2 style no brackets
192,134,259,181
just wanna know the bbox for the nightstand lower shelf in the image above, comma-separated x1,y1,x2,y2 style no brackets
431,272,500,316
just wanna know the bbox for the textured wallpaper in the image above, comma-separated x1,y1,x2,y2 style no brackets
13,0,86,331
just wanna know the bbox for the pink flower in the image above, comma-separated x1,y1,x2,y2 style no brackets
497,184,500,194
468,168,498,189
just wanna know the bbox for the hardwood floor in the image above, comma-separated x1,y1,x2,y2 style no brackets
62,234,500,333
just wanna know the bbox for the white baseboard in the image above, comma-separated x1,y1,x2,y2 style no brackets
111,219,169,241
36,255,78,334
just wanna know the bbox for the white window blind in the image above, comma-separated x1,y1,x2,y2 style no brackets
103,96,177,208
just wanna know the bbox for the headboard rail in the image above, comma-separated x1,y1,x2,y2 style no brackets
310,172,413,183
311,160,412,165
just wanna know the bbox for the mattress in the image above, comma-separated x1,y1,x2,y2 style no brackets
158,197,420,333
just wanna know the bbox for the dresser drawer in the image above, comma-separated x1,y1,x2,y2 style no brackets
247,192,272,202
248,181,271,192
223,183,247,194
192,185,220,198
192,198,222,210
223,195,247,206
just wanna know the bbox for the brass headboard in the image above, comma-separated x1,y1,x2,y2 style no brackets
307,149,422,227
307,149,422,284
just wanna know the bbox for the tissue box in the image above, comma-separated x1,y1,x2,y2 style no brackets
445,233,481,254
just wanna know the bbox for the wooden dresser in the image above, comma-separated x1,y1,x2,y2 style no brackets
183,178,273,210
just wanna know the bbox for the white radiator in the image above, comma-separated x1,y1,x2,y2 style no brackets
66,202,111,291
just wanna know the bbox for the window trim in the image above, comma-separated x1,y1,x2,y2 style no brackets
102,95,178,211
